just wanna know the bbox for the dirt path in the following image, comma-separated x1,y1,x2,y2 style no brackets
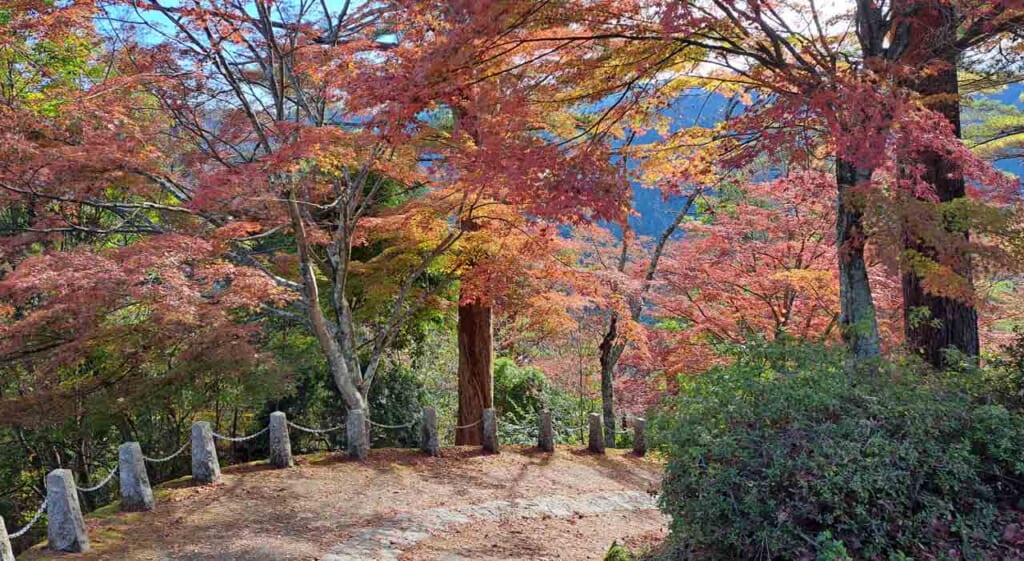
21,446,666,561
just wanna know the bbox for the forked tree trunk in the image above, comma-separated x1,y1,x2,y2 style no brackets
836,160,882,361
598,314,624,448
595,195,696,447
456,297,493,445
899,0,979,366
288,193,368,413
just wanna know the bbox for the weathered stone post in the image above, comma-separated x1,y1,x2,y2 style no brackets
191,421,221,484
538,409,554,452
269,412,293,468
420,406,440,457
588,413,605,454
1,516,15,561
346,409,369,461
46,469,89,553
481,408,499,453
118,442,154,512
632,417,647,456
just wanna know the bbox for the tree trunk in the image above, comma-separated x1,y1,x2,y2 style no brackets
899,0,979,366
75,436,93,511
598,314,624,448
456,297,493,445
836,159,882,360
287,191,368,413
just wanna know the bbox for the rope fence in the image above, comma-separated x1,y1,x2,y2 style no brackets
287,420,345,435
143,442,190,464
499,420,536,432
1,407,646,558
211,427,269,443
76,466,119,493
7,499,46,539
368,417,419,430
451,418,481,430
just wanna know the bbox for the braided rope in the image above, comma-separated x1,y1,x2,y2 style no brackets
143,442,190,463
368,417,419,430
451,418,481,430
500,420,536,432
211,426,268,443
287,421,345,435
8,499,46,539
77,465,118,493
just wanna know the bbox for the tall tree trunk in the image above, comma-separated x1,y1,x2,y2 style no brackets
598,315,625,449
456,296,493,445
836,160,882,360
899,0,979,366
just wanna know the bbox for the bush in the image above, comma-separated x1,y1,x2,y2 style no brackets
962,327,1024,412
653,342,1024,560
493,357,589,444
367,362,427,448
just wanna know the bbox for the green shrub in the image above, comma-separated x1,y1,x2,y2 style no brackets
653,342,1024,560
948,328,1024,412
366,362,427,448
493,357,591,444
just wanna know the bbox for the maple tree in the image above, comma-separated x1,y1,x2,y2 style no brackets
2,0,1023,442
399,0,1023,367
6,2,1024,557
0,0,629,432
352,0,1024,448
571,184,705,444
652,169,904,374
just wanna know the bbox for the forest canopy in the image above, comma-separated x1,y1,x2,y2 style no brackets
2,0,1024,558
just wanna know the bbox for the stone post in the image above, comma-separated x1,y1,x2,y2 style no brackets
538,409,554,452
269,412,293,468
588,413,605,454
481,408,499,453
346,409,369,461
46,469,89,553
0,516,14,561
633,417,647,456
191,421,221,484
118,442,154,512
420,406,440,457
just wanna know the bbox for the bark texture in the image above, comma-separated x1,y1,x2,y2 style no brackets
456,298,493,445
836,160,882,360
898,0,979,366
346,409,369,461
598,315,624,448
